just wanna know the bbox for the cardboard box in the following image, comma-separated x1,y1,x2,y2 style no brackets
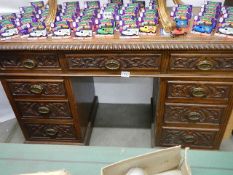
101,146,191,175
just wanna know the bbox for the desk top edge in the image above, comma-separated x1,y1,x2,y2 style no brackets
0,36,233,51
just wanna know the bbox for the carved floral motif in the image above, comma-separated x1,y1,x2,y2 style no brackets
164,104,225,124
0,53,60,69
16,101,71,118
160,128,217,147
67,55,161,70
8,82,66,96
170,55,233,71
25,124,76,139
167,83,231,99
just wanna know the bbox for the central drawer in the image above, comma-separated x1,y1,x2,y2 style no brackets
65,53,161,71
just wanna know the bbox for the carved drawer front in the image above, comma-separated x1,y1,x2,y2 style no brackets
164,103,226,125
169,54,233,72
160,127,218,148
167,81,232,102
0,52,60,70
7,79,66,97
15,100,72,119
66,54,161,71
24,123,77,140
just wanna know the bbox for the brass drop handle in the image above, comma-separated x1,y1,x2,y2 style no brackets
45,128,58,137
38,106,50,114
183,135,195,144
22,59,37,69
105,59,121,70
191,87,207,98
187,112,201,122
30,84,44,94
196,60,213,71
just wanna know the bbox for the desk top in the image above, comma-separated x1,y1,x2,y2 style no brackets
0,143,233,175
0,33,233,51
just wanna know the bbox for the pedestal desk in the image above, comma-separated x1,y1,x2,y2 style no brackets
0,34,233,149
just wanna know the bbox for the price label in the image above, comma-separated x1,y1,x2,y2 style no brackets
121,71,130,78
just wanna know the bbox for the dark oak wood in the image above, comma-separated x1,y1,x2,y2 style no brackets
0,34,233,149
159,127,218,149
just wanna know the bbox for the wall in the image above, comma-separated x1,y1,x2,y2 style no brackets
0,0,225,121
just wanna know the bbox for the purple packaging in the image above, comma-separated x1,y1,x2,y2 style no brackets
111,0,123,6
31,1,44,9
85,1,100,9
0,13,16,20
51,21,71,37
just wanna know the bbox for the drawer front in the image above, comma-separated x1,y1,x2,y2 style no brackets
167,81,231,101
160,127,217,148
0,52,60,70
24,123,77,140
164,103,226,125
7,80,66,97
169,54,233,72
66,54,161,71
16,101,72,119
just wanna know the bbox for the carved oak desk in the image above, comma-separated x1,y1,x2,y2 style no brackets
0,35,233,149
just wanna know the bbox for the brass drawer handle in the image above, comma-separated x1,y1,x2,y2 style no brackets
45,128,58,137
191,87,207,98
38,106,50,114
22,59,37,69
105,59,120,70
187,112,201,122
30,84,43,94
183,135,195,144
196,60,213,71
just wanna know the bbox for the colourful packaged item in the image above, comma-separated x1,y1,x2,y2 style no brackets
28,22,47,38
95,19,115,35
31,1,44,9
0,13,16,20
0,20,18,39
169,4,192,37
51,21,71,37
119,19,139,37
111,0,123,6
85,1,100,9
73,20,93,37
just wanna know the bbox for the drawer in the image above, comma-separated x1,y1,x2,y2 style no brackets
65,54,161,71
159,127,218,148
0,52,61,70
15,100,72,119
6,79,66,97
167,81,232,102
169,54,233,72
23,123,77,140
164,103,226,125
